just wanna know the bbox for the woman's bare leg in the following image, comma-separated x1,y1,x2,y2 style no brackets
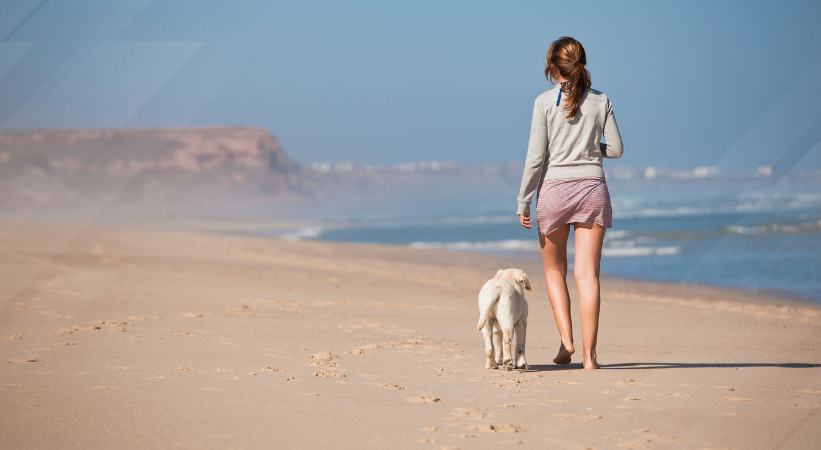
573,222,606,370
538,224,575,364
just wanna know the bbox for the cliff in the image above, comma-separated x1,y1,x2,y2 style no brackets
0,126,303,216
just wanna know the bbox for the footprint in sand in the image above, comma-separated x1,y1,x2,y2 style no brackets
128,315,152,322
616,378,645,386
661,392,691,398
60,320,129,334
224,304,257,316
558,413,604,424
313,368,344,378
58,316,152,335
51,342,77,347
723,395,753,401
798,388,821,395
39,309,71,319
348,338,445,356
7,358,38,364
349,344,383,355
495,376,528,389
450,407,490,419
224,300,304,317
382,383,406,391
307,352,346,378
614,428,680,448
467,423,527,433
172,330,196,336
307,352,337,366
336,318,384,333
406,395,441,404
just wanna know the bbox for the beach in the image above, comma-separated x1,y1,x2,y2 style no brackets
1,219,820,449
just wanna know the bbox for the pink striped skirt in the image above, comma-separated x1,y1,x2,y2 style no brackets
535,176,613,236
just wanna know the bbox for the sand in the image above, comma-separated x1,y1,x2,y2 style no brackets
1,219,820,449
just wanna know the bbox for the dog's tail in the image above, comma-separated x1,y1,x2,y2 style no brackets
476,288,501,330
476,311,489,330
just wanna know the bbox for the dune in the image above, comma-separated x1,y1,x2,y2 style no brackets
0,219,819,449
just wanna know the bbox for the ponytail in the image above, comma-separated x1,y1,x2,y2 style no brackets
544,36,591,120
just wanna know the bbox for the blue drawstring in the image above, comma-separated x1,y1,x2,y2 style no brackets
556,89,562,107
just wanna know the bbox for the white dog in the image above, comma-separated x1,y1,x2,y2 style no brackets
476,268,530,370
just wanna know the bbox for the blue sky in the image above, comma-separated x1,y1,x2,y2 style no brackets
1,0,820,170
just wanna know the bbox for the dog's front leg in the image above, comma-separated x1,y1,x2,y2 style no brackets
481,322,497,369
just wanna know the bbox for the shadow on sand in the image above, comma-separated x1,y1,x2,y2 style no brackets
525,362,821,371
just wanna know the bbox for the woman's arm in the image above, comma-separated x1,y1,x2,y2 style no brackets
600,96,624,158
516,96,549,217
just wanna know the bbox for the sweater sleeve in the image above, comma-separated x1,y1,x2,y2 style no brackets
600,96,624,158
516,95,549,216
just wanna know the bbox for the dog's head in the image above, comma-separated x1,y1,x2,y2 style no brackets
495,268,531,292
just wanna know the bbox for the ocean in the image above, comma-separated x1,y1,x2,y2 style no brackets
282,176,821,303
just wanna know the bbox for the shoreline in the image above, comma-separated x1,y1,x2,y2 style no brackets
3,215,820,309
21,212,820,306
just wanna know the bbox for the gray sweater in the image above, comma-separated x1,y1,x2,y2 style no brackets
516,84,624,216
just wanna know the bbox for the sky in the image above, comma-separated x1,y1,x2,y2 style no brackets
1,0,820,171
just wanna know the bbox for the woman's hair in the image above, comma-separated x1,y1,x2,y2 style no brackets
544,36,591,120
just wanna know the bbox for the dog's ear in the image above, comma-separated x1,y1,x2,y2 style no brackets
495,269,505,278
517,271,531,291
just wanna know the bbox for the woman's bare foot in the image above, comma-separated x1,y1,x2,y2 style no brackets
582,351,599,370
553,341,574,365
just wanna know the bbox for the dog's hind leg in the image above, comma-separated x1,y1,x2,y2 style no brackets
481,321,497,369
515,319,528,370
501,328,514,371
492,320,503,366
496,306,515,370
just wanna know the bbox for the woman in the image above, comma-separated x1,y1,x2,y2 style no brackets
516,36,624,370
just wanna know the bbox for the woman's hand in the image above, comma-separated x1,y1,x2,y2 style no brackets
518,214,532,229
